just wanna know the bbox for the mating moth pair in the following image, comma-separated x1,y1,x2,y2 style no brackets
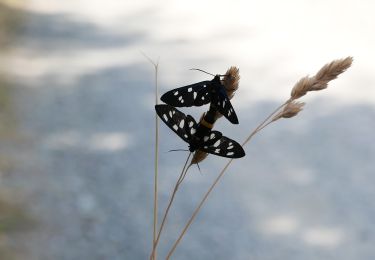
155,71,245,159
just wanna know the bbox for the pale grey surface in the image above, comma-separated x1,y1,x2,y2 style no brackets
1,2,375,260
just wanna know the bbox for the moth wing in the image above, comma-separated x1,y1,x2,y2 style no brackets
201,135,245,158
199,130,222,146
155,104,196,143
212,91,239,124
160,81,211,107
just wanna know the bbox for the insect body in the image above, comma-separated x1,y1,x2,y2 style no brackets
155,104,245,159
160,75,239,124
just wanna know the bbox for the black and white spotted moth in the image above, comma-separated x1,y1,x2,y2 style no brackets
160,75,239,124
155,104,245,159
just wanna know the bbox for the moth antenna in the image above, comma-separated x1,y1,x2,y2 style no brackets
167,149,189,153
189,68,215,77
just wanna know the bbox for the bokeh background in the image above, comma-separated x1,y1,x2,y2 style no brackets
0,0,374,259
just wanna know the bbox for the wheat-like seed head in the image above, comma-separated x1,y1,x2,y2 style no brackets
273,101,305,121
310,56,353,91
191,149,209,165
290,56,353,100
290,76,313,100
222,66,240,99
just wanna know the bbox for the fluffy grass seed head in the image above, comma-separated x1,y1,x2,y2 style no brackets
290,57,353,100
310,56,353,92
272,101,305,121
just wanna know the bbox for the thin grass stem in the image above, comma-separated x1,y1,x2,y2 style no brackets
142,52,160,260
150,153,192,260
166,100,291,258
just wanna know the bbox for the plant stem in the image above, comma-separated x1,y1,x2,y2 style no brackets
150,153,192,260
166,100,290,258
153,62,159,260
142,52,160,260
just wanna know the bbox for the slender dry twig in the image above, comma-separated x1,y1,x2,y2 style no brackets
166,101,288,259
150,153,192,260
166,57,352,258
142,52,159,260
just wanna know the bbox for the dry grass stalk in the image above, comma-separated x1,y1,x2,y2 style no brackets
142,51,160,260
167,57,353,259
291,56,353,99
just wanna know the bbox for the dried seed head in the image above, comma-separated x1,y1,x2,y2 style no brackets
273,101,305,121
221,66,240,99
290,57,353,100
310,56,353,91
290,76,314,100
215,66,240,121
191,149,209,165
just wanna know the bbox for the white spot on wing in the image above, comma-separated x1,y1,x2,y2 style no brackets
213,140,221,147
179,119,185,128
202,96,205,100
203,136,209,142
215,149,220,153
173,125,178,131
181,99,184,103
184,134,188,138
169,111,172,117
190,128,196,135
163,114,168,121
174,91,179,96
178,96,183,101
210,133,215,139
228,142,233,146
189,121,194,127
193,92,197,99
227,152,234,156
228,145,234,150
188,87,192,92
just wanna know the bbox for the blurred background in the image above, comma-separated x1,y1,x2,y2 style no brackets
0,0,374,259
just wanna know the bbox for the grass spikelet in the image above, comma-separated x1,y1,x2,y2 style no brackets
290,76,313,100
222,66,240,98
191,149,209,164
310,56,353,91
291,57,353,99
166,57,353,258
272,101,305,121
